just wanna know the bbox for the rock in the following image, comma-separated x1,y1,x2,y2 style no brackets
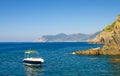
75,47,101,55
34,37,47,42
75,14,120,56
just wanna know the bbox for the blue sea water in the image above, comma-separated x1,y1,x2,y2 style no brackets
0,42,120,76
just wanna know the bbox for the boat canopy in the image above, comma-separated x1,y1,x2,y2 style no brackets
25,50,38,54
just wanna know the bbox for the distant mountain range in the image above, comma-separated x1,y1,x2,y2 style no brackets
34,31,100,42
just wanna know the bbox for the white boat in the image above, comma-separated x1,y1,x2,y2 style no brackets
23,50,44,66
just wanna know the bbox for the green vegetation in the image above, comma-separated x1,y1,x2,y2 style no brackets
117,14,120,22
103,21,116,32
118,14,120,16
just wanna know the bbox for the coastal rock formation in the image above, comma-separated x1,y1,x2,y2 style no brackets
34,37,47,42
74,47,101,55
74,14,120,55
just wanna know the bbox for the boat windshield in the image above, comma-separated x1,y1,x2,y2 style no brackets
25,50,39,58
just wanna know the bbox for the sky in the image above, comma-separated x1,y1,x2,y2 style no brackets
0,0,120,42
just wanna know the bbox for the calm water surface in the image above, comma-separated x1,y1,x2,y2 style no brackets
0,42,120,76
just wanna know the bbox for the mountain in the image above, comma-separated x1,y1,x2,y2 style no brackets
34,32,100,42
88,31,101,41
74,14,120,55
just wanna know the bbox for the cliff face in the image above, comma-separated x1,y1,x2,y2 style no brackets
90,22,115,44
91,15,120,44
75,15,120,55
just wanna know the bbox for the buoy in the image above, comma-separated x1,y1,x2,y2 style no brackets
72,52,75,54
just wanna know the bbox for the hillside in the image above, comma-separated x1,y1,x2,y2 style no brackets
34,32,100,42
74,14,120,55
90,21,116,44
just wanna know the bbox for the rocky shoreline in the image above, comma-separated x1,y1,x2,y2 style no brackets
74,15,120,56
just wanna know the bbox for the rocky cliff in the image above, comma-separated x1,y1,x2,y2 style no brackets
74,14,120,55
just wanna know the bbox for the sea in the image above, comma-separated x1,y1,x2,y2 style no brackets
0,42,120,76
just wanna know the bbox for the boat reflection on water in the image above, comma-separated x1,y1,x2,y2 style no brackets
23,65,44,76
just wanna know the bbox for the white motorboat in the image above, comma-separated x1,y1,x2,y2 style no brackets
23,50,44,66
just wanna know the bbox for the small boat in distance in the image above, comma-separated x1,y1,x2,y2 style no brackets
23,50,44,66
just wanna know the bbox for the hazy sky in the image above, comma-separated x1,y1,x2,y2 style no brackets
0,0,120,42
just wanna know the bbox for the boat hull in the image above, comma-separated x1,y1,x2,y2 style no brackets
23,58,44,66
23,63,41,66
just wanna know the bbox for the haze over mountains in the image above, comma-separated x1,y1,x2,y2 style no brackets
34,31,100,42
